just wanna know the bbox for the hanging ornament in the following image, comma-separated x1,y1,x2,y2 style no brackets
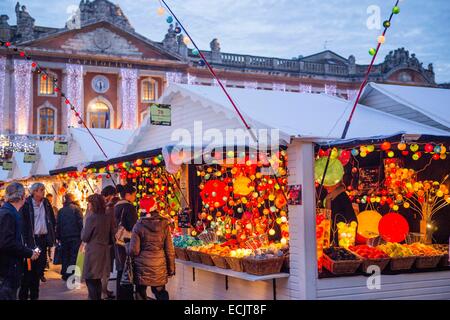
369,48,377,56
351,149,359,156
314,157,344,187
338,149,351,166
397,143,406,151
410,144,419,152
166,16,174,23
378,213,409,243
200,180,229,208
233,176,253,196
157,7,165,16
192,48,200,56
377,35,385,44
392,6,400,14
174,26,182,34
356,210,382,244
198,60,206,67
381,141,391,151
383,20,391,28
424,144,434,153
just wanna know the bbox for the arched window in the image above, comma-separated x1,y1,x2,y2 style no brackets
38,72,56,96
38,106,56,135
88,101,111,128
141,78,158,102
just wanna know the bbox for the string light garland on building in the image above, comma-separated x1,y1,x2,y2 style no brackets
0,134,37,159
120,68,138,130
13,59,32,135
65,64,84,128
0,57,6,133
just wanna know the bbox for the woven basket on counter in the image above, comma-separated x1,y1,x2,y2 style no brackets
210,254,230,269
225,256,245,272
389,256,416,271
198,251,215,266
322,254,362,275
348,251,390,274
243,256,285,276
439,254,450,267
186,249,202,264
415,255,443,269
174,247,190,261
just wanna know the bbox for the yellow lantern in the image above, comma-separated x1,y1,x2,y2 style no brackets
233,176,252,196
356,210,382,241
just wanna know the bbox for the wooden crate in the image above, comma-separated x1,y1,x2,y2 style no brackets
243,256,285,276
322,254,362,275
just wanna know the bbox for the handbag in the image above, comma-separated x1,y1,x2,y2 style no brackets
115,209,131,246
53,243,62,265
120,255,134,287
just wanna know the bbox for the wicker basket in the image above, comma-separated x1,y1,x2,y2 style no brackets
175,247,190,261
243,256,285,276
322,254,362,275
198,251,215,266
186,249,202,264
439,254,449,267
415,255,443,269
211,254,230,269
389,256,416,271
225,256,245,272
281,254,290,273
349,251,390,274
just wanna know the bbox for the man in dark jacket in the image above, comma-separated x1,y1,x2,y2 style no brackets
56,193,83,281
0,183,39,300
19,182,56,300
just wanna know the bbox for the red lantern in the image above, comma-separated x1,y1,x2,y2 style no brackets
200,180,229,208
381,141,391,151
139,196,156,213
338,150,351,166
378,213,409,243
401,151,409,156
432,153,440,160
424,144,434,153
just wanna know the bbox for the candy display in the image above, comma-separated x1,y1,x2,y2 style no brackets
323,247,362,275
173,235,203,248
377,242,414,258
348,245,389,259
323,247,359,261
404,243,442,256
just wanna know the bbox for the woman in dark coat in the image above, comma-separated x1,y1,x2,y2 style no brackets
81,194,114,300
129,197,175,300
113,184,137,300
325,182,357,246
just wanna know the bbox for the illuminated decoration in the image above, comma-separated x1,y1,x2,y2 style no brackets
65,64,84,128
157,6,165,16
338,149,351,166
166,72,183,84
13,59,32,134
139,196,156,213
233,176,252,196
314,157,344,187
272,83,286,92
299,84,312,93
337,221,357,248
324,84,337,96
120,68,138,130
0,57,6,133
356,210,382,243
200,180,229,208
378,213,409,243
187,73,197,85
244,81,258,90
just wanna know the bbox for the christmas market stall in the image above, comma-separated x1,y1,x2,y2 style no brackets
113,83,448,300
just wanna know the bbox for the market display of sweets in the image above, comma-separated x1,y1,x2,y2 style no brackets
173,235,203,248
324,247,359,261
249,243,287,259
377,242,414,258
316,209,331,272
348,245,389,259
404,243,442,256
337,221,357,248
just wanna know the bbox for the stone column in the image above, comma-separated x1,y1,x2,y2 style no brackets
13,59,32,134
119,68,138,130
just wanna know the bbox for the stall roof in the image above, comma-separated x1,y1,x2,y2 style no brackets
30,141,63,177
165,84,448,139
359,83,450,132
0,167,9,182
9,152,34,181
52,128,133,174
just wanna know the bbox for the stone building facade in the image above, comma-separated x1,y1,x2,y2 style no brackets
0,0,438,135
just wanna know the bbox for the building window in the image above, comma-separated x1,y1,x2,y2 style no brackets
88,101,111,128
39,73,56,96
141,78,158,102
38,106,56,135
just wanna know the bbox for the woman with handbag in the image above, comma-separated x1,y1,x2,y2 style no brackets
113,184,137,300
129,196,175,300
81,194,115,300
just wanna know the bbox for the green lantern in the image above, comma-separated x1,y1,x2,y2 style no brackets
369,48,377,56
314,157,345,187
383,20,391,28
392,6,400,14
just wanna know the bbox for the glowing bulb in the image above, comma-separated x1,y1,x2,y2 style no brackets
377,35,385,44
157,7,165,16
269,229,276,236
183,36,191,45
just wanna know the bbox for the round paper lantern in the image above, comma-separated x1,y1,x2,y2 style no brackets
233,176,252,196
378,213,409,243
314,157,344,187
356,210,382,244
274,192,287,209
338,150,351,166
200,180,229,208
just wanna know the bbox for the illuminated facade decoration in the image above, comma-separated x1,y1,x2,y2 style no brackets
65,64,84,128
119,68,138,130
0,56,6,133
13,59,32,134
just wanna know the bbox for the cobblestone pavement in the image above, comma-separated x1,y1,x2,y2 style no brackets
39,264,88,300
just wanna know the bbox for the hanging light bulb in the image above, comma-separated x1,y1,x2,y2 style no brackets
157,7,165,16
183,36,191,45
377,35,385,44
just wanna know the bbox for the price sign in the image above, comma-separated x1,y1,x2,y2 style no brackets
2,161,13,171
54,141,69,155
24,153,37,163
150,104,171,126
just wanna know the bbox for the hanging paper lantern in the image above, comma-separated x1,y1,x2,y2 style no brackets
183,36,191,45
432,153,440,160
351,149,359,156
200,180,229,208
424,144,434,153
369,48,376,56
330,148,339,159
387,150,395,158
381,141,391,151
274,192,287,209
410,144,419,152
367,145,375,153
233,176,252,196
383,20,391,28
397,143,406,151
392,6,400,14
314,157,344,187
192,48,199,56
377,35,385,44
338,150,351,166
378,213,409,243
166,16,174,23
439,145,446,154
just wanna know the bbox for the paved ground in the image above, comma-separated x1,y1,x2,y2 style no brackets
39,264,89,300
